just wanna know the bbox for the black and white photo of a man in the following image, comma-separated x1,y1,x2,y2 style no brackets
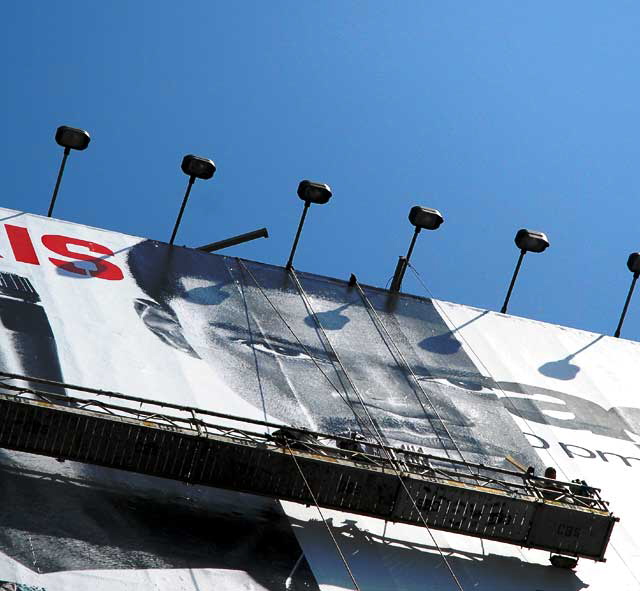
127,238,543,471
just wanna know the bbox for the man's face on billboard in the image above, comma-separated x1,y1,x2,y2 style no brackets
135,252,542,470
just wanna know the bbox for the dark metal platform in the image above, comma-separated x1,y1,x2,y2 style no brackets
0,372,618,561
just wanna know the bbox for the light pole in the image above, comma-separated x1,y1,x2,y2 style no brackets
500,228,549,314
286,180,332,270
48,125,91,217
614,252,640,338
170,154,216,245
390,206,443,292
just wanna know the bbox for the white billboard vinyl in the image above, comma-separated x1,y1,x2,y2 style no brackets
0,208,637,590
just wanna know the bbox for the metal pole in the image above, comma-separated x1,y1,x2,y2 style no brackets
286,200,310,269
501,249,526,314
405,227,421,262
614,272,639,338
197,227,269,252
169,176,195,245
390,228,421,292
389,256,407,292
47,147,70,218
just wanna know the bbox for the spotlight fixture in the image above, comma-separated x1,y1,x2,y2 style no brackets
514,228,549,253
549,554,578,569
389,206,444,292
409,205,444,231
500,228,549,314
47,125,91,217
169,154,216,245
285,180,332,269
613,252,640,338
297,180,332,204
181,154,216,180
55,126,91,151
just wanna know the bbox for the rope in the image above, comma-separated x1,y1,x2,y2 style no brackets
234,259,376,440
228,260,465,590
287,269,398,459
233,259,342,395
188,257,363,589
405,262,571,482
404,261,640,574
286,271,385,443
289,268,466,591
285,441,362,591
234,258,270,427
350,277,473,472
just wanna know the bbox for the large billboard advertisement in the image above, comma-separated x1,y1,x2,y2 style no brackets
0,207,638,590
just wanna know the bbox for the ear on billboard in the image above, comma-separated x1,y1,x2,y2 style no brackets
134,298,199,358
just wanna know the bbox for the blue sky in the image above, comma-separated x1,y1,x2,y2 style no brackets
3,2,640,340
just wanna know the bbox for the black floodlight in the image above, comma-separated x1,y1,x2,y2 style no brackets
627,252,640,273
500,228,550,314
297,180,332,204
390,205,444,292
514,228,549,253
197,227,269,252
614,252,640,338
169,154,216,245
409,206,444,231
55,125,91,151
286,179,333,269
47,125,91,217
181,154,216,180
549,555,578,569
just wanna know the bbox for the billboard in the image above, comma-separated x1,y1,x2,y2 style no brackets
0,207,638,590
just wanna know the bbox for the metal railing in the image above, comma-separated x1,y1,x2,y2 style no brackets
0,371,609,513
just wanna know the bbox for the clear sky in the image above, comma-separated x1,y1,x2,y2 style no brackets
3,2,640,340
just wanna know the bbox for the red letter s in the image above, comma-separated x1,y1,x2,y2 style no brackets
41,235,124,280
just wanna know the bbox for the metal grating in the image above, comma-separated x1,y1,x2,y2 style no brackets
0,380,618,562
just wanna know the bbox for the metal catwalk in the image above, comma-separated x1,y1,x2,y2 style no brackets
0,372,618,562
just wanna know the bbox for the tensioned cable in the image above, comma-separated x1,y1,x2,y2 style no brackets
234,258,374,439
405,261,636,574
234,258,270,428
287,269,400,457
350,277,480,485
232,259,342,396
230,261,465,590
350,276,473,473
407,260,640,570
405,262,571,479
288,268,466,591
232,257,367,438
225,259,365,588
285,441,362,591
285,271,385,444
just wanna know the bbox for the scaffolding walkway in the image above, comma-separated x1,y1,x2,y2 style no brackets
0,372,617,562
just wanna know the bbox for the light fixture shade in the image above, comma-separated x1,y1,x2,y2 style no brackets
55,126,91,151
549,555,578,569
297,180,332,204
181,154,216,180
408,206,444,230
514,228,549,253
627,252,640,274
